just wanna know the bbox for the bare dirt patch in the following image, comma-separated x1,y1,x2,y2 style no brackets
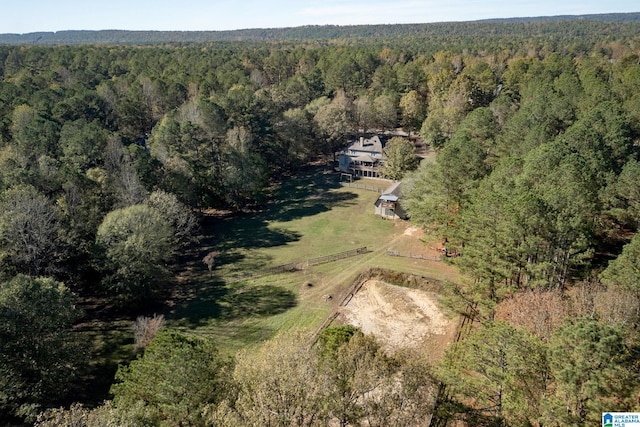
339,279,457,360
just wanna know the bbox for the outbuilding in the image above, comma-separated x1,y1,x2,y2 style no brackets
374,182,407,220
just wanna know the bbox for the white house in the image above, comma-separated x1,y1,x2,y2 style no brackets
338,135,386,178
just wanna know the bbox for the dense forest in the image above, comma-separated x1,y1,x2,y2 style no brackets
1,13,640,426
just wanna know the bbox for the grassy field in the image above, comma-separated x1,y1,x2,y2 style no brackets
164,165,460,355
78,165,461,404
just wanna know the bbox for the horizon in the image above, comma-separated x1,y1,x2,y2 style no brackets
3,0,639,34
4,11,640,36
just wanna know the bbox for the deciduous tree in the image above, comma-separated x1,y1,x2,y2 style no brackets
380,136,418,180
0,275,85,422
209,333,325,427
313,91,354,157
317,329,398,427
0,185,61,278
95,204,174,303
111,331,231,427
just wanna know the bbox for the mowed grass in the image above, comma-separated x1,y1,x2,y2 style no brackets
166,165,459,355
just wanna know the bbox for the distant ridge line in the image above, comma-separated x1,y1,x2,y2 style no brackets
1,12,639,45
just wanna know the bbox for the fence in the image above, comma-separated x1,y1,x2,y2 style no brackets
309,269,372,346
230,247,371,282
306,247,370,267
338,182,384,193
428,302,478,427
386,249,442,262
265,262,303,274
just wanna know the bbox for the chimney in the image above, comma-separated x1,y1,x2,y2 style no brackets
360,137,364,147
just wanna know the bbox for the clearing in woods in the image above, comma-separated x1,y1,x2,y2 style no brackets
81,164,461,405
168,164,461,356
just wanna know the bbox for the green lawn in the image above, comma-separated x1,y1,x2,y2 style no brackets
165,166,459,355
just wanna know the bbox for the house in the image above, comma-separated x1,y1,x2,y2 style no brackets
374,182,407,220
338,135,385,178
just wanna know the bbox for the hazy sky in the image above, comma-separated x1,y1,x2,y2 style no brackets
3,0,639,33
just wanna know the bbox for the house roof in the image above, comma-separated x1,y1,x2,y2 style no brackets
382,181,401,197
352,154,377,163
346,135,384,155
375,182,402,204
374,182,408,219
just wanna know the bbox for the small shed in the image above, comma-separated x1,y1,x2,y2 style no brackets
374,182,407,220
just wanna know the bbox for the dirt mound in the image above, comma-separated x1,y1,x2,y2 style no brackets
340,279,456,357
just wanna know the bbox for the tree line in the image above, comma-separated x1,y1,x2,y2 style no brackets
401,33,640,427
0,25,640,425
1,13,639,46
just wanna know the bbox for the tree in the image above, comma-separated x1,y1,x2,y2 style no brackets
401,160,458,235
372,94,397,130
273,107,316,169
454,107,499,167
103,137,148,208
95,204,174,303
370,64,398,95
515,139,598,289
221,126,268,209
317,329,398,427
437,126,491,206
600,232,640,294
495,289,568,340
0,185,61,278
270,74,314,110
0,275,85,422
111,330,231,427
210,327,435,427
313,92,354,157
147,113,220,208
545,318,636,426
10,104,59,159
354,95,374,134
399,90,425,133
58,119,108,174
144,190,197,248
458,60,497,107
450,160,525,308
606,159,640,228
380,136,418,180
437,321,549,427
209,333,325,427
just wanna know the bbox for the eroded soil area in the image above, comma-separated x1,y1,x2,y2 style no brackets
340,279,457,360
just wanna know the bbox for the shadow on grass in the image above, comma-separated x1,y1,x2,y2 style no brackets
72,323,134,406
172,279,297,328
214,250,274,274
264,165,359,223
211,221,303,253
169,165,350,335
199,165,358,258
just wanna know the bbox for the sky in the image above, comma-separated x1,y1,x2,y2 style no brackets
2,0,639,34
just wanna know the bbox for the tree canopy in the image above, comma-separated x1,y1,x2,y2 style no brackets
0,275,85,422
